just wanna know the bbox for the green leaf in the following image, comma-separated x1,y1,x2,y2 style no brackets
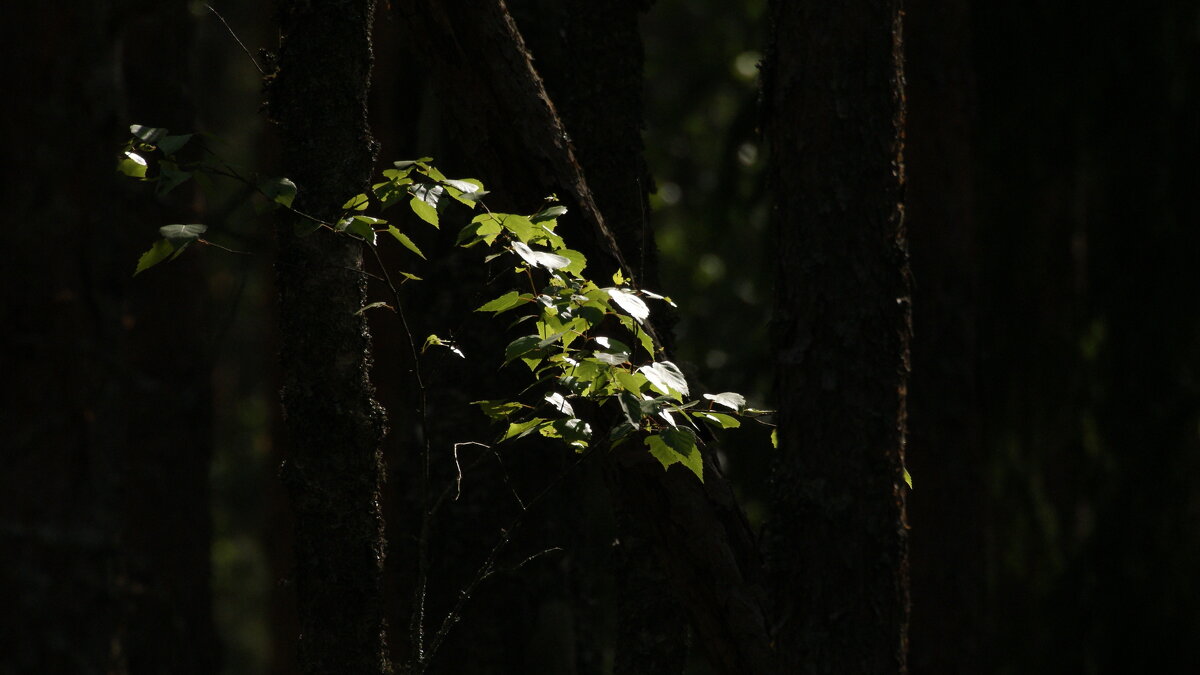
615,370,649,395
703,392,746,412
262,177,298,208
354,301,393,315
903,468,913,489
159,223,207,247
638,361,689,400
644,428,703,481
771,428,779,449
474,400,525,420
409,195,439,227
158,133,192,156
503,417,548,441
385,226,425,258
500,214,538,242
606,288,650,323
345,218,376,244
692,411,742,429
617,391,642,426
512,241,570,270
504,335,543,363
557,249,587,277
118,151,148,178
540,418,592,450
130,124,167,144
475,290,526,314
342,193,369,211
393,158,430,169
134,238,176,276
617,315,657,357
399,271,423,282
532,204,568,223
544,392,575,417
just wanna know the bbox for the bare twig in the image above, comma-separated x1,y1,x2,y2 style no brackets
204,4,265,74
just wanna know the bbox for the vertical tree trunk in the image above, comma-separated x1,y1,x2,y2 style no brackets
266,2,391,673
763,1,911,673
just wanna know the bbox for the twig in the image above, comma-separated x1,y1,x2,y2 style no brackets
204,4,265,75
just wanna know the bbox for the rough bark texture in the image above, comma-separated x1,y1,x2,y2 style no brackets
764,1,911,673
903,0,984,672
266,1,391,673
1,3,217,674
390,3,773,672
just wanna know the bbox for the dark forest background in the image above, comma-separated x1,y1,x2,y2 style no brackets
3,1,1199,674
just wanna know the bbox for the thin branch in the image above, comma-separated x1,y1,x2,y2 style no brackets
204,4,265,74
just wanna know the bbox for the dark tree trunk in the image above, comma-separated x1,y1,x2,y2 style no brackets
763,1,911,673
0,2,216,674
266,1,391,673
903,0,985,672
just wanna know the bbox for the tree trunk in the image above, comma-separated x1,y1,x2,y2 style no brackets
763,1,911,673
266,1,391,673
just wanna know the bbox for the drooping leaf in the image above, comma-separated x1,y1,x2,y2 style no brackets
703,392,747,412
385,226,424,258
345,218,376,244
540,418,592,450
618,315,657,357
512,241,570,270
639,361,689,400
159,223,207,247
644,427,703,481
134,238,176,276
606,288,650,323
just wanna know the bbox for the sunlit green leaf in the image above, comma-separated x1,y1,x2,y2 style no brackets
409,195,439,227
692,411,741,429
645,427,703,481
345,218,376,244
532,204,568,223
771,428,779,449
639,361,689,400
544,391,575,417
504,335,543,363
385,226,424,258
903,468,913,489
607,288,650,323
342,193,369,211
476,290,526,314
118,151,148,178
474,400,525,420
134,238,176,276
557,249,587,277
703,392,746,412
503,417,548,441
512,241,570,270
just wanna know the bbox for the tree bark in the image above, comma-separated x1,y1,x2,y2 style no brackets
763,1,911,673
266,1,391,673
